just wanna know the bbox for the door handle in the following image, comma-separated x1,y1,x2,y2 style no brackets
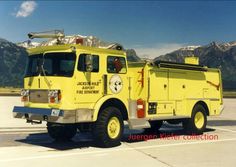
164,84,167,88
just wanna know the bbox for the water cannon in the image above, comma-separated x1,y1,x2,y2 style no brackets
28,30,65,39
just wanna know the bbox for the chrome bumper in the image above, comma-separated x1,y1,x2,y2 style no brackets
13,106,94,124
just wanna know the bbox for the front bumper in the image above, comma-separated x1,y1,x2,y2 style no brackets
13,106,94,124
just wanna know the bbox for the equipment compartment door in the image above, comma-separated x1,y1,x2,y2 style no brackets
148,69,168,101
106,56,129,99
168,71,186,100
148,69,173,116
168,70,186,115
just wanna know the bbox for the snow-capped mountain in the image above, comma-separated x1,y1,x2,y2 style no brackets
17,40,40,48
0,38,27,87
154,41,236,90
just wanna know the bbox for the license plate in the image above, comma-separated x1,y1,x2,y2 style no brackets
51,109,60,116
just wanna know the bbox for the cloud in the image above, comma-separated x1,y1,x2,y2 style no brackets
16,1,37,18
133,43,185,59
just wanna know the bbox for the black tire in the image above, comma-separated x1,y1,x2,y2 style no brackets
47,123,77,141
77,123,92,133
93,107,124,148
144,120,163,133
183,104,207,134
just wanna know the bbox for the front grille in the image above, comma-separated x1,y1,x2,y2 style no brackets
29,90,48,103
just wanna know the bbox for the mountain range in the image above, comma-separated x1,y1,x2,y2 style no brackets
0,38,27,87
0,37,236,89
154,41,236,90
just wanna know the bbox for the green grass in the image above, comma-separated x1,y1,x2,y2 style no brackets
0,87,21,96
223,91,236,98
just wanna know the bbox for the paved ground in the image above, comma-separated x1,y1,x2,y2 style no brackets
0,96,46,129
0,97,235,167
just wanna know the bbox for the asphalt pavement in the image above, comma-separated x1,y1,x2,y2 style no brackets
0,97,235,167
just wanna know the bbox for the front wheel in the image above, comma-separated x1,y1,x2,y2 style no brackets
93,107,124,147
47,123,77,141
183,104,207,134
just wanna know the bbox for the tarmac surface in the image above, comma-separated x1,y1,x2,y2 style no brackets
0,97,236,167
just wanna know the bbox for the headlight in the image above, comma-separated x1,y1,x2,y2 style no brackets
21,89,29,96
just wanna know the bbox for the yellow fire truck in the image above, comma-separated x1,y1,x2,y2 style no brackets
13,31,223,147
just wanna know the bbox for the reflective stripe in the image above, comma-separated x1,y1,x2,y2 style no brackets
137,105,143,109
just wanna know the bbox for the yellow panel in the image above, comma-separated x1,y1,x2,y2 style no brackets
149,69,168,101
169,70,186,100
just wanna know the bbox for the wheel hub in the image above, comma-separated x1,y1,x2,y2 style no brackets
107,117,120,139
194,111,204,129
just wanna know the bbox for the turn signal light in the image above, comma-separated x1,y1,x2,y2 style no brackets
21,96,29,102
49,96,55,103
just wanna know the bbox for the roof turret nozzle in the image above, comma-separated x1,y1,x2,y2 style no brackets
28,30,65,39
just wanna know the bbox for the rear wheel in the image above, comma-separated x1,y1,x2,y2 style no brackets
93,107,124,147
47,123,77,141
183,104,207,134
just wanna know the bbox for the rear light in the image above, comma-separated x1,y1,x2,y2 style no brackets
48,90,61,103
137,98,145,118
21,89,29,102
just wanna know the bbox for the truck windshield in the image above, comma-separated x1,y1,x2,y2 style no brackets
25,52,76,77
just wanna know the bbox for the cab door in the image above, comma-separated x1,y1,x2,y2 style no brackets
75,53,103,103
106,56,129,100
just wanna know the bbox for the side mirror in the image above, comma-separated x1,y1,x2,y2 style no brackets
85,54,93,72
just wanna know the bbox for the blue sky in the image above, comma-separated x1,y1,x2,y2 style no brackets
1,1,236,57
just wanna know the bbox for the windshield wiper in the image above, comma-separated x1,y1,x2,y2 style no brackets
40,54,52,88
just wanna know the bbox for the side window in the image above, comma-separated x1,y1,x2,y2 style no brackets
107,56,127,73
78,54,99,72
